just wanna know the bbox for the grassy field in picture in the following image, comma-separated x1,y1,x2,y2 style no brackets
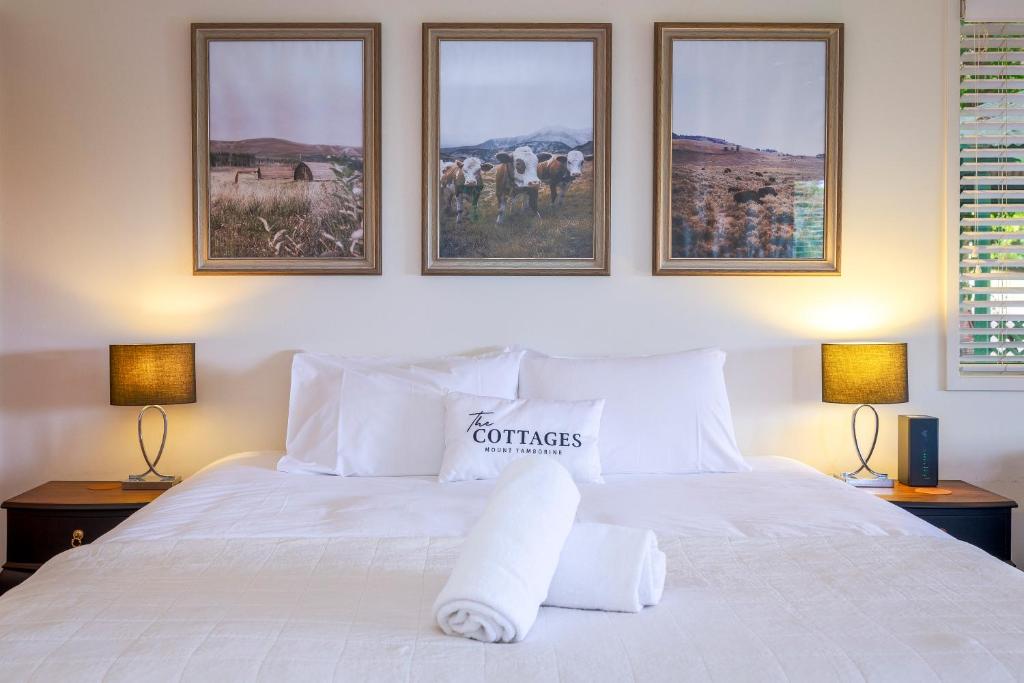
209,169,363,259
438,165,595,259
670,137,825,259
207,138,364,259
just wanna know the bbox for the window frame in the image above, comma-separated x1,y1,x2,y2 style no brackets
945,0,1024,390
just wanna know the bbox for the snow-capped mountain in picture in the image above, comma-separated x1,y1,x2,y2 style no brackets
440,125,593,160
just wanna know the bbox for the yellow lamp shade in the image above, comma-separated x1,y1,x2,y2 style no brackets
109,344,196,406
821,343,908,405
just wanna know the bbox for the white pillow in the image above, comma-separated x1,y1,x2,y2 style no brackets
518,348,748,474
280,349,524,475
439,392,604,483
335,370,446,476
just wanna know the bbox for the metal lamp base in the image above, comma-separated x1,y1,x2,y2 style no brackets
835,472,894,488
834,403,895,488
122,474,181,490
123,404,179,490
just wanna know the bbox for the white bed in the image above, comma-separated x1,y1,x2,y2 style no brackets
1,453,1022,682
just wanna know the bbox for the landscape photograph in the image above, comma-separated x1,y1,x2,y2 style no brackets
669,39,828,261
205,38,365,262
435,39,596,260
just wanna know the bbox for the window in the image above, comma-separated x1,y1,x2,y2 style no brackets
949,0,1024,389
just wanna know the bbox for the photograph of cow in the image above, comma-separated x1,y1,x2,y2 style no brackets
435,39,596,260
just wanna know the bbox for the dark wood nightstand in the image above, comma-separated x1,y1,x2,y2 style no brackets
0,482,163,596
871,481,1017,564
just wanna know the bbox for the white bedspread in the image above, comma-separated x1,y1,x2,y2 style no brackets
1,453,1022,682
102,453,942,542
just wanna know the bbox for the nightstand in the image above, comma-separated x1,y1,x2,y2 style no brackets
872,481,1018,564
0,481,163,596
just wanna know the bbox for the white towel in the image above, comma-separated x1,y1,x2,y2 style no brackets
545,523,666,613
433,456,580,643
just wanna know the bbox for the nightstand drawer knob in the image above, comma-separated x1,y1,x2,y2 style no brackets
70,529,84,548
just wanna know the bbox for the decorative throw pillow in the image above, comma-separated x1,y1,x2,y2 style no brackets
439,392,605,483
518,348,749,475
279,349,524,475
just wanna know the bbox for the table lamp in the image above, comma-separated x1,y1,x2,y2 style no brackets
821,342,908,488
110,343,195,490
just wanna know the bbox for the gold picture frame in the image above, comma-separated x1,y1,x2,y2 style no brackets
653,23,843,275
422,23,611,275
192,23,381,275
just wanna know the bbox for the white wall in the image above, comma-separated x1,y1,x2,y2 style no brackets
1,0,1021,563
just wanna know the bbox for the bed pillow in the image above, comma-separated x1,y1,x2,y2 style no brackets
439,392,604,483
280,349,524,475
517,348,748,475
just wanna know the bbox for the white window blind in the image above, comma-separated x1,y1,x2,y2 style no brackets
957,17,1024,377
963,0,1024,23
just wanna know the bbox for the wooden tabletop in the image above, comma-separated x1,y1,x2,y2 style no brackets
2,481,164,510
870,480,1018,509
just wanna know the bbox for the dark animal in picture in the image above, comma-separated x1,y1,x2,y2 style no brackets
733,190,759,204
733,186,780,205
440,157,493,223
537,150,593,205
494,146,550,224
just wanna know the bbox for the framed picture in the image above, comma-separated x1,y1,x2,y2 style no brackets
653,23,843,275
192,24,381,274
422,24,611,275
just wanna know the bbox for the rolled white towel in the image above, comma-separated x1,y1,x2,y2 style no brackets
545,523,666,613
433,456,580,643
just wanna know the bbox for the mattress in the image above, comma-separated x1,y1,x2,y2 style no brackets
0,453,1022,682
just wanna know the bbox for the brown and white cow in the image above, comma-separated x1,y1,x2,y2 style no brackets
493,146,551,224
537,150,593,205
440,156,492,223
